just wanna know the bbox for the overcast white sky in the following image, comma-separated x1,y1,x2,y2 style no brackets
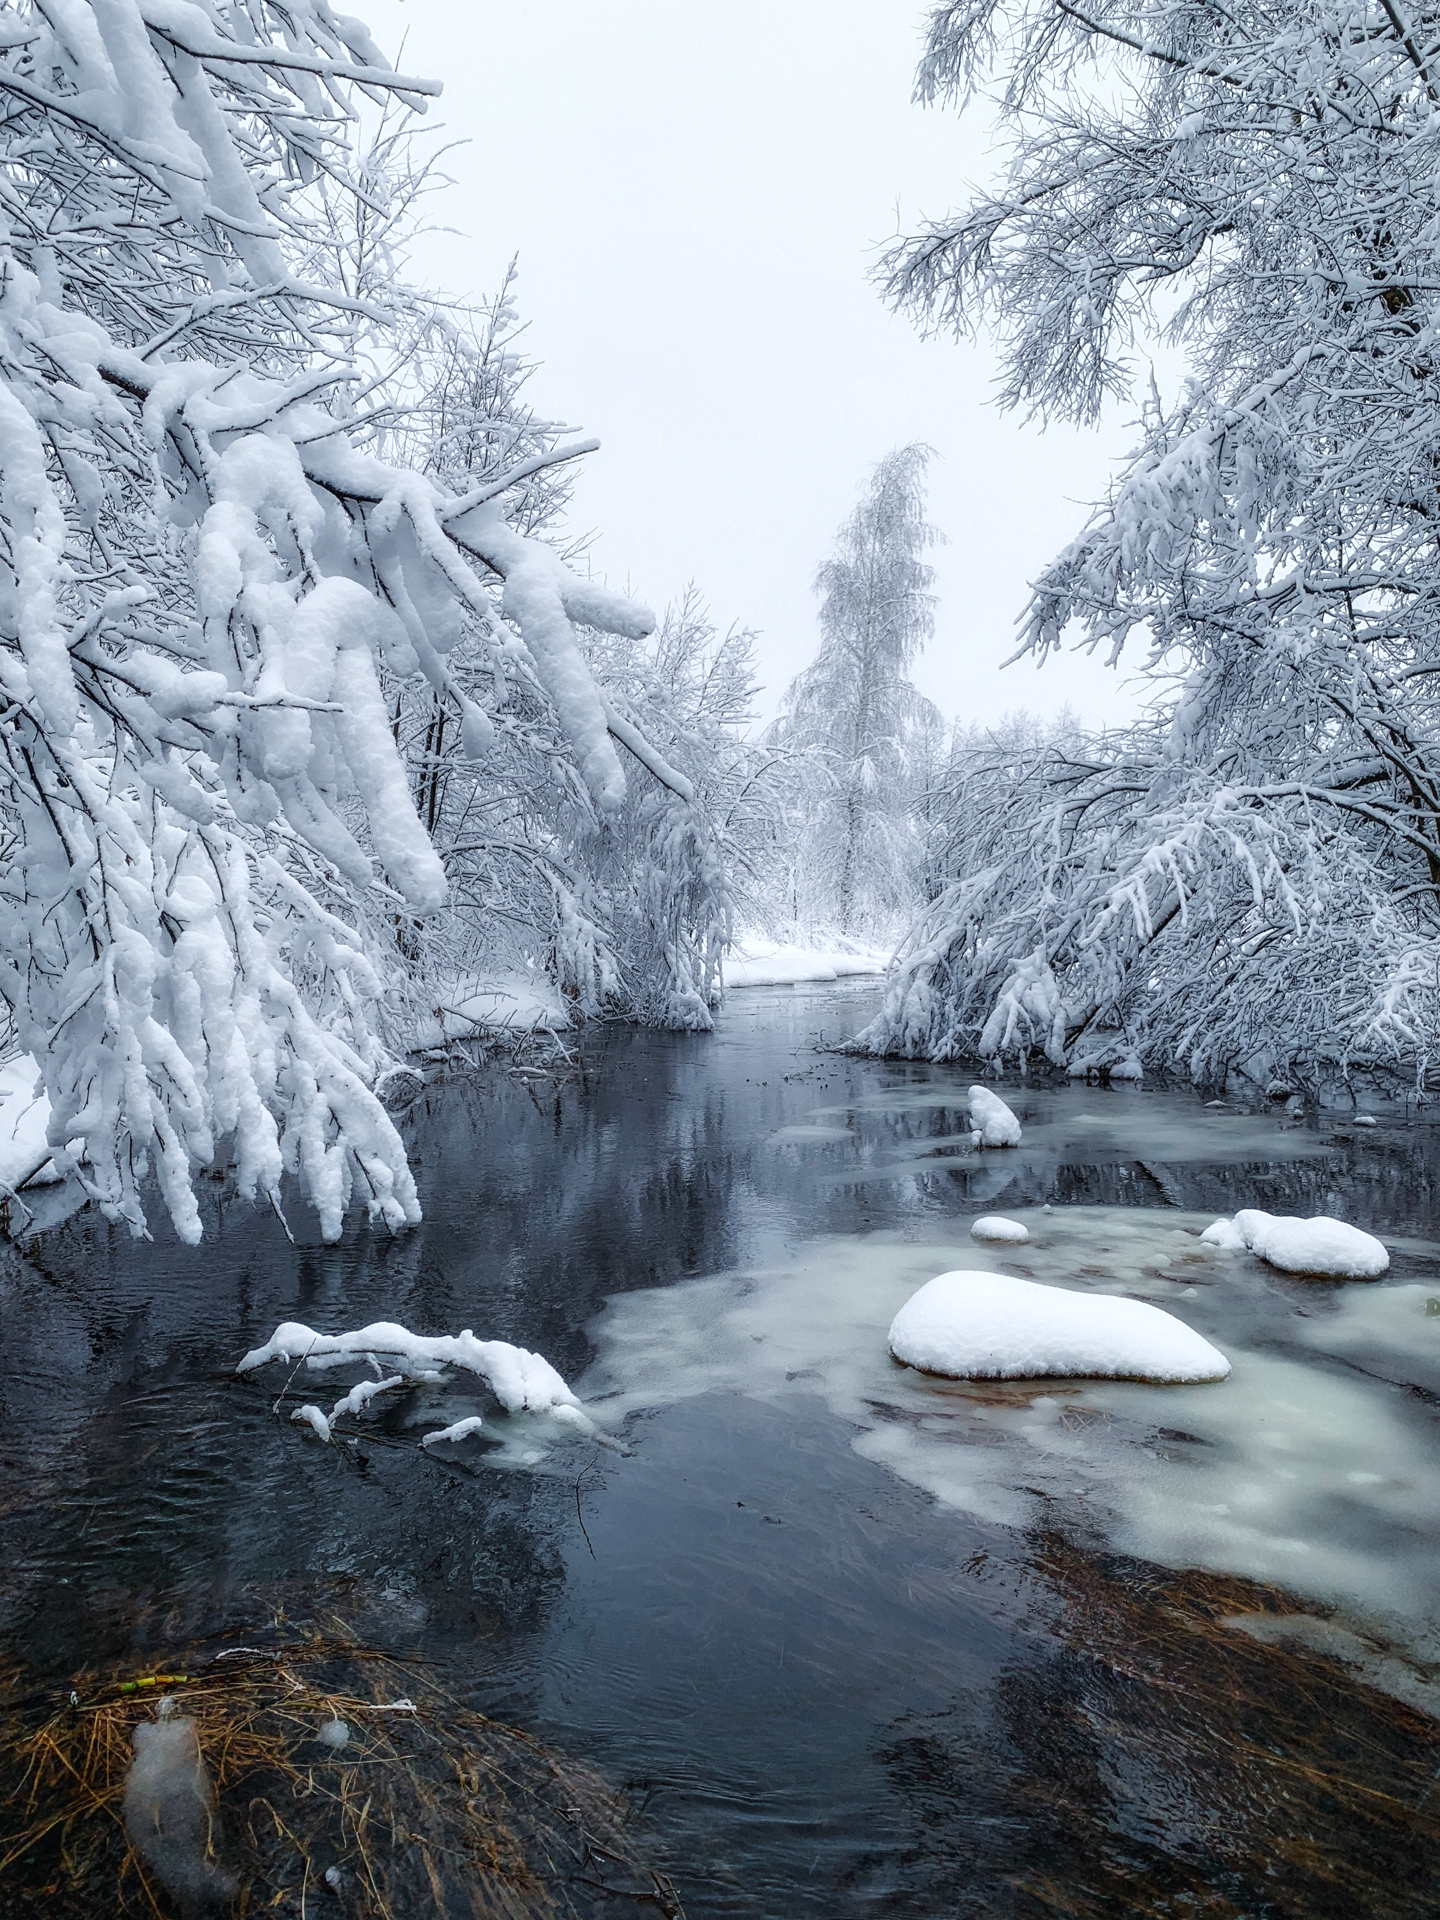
367,0,1151,730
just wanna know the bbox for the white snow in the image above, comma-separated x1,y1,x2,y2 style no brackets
239,1319,586,1418
409,973,571,1046
721,937,889,989
1200,1218,1248,1251
318,1719,350,1750
970,1215,1030,1243
967,1084,1022,1146
328,1376,403,1420
0,1054,60,1191
420,1416,486,1447
290,1404,332,1442
123,1710,232,1907
1226,1209,1389,1278
888,1269,1231,1382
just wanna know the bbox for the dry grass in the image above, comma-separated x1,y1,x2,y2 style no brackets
0,1635,681,1918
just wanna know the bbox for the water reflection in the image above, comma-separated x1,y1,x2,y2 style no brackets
1,981,1438,1915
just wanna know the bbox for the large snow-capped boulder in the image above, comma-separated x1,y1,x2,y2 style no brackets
1205,1210,1388,1279
970,1215,1030,1244
967,1085,1022,1146
888,1270,1231,1383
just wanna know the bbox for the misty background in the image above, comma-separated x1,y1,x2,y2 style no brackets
368,0,1152,729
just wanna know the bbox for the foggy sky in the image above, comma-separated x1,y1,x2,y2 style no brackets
369,0,1154,731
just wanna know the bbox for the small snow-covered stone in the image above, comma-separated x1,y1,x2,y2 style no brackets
967,1085,1021,1147
888,1270,1230,1383
1353,1115,1378,1128
970,1215,1030,1244
1231,1209,1388,1279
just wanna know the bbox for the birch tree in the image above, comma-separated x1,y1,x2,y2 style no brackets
772,445,942,935
863,0,1440,1083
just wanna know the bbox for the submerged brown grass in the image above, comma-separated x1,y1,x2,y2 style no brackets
887,1532,1440,1918
0,1636,681,1918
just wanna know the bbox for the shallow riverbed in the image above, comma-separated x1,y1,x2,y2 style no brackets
3,982,1439,1915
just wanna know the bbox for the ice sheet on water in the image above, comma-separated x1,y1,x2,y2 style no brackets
580,1206,1440,1660
889,1269,1231,1382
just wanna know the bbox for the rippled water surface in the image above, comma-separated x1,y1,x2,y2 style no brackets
4,983,1440,1916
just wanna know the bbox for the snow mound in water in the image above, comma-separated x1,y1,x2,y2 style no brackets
888,1269,1231,1382
970,1215,1030,1244
1200,1218,1248,1252
967,1085,1021,1146
1223,1210,1388,1278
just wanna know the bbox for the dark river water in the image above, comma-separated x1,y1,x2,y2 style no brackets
3,982,1440,1917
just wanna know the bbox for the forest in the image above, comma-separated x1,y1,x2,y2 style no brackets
5,0,1437,1249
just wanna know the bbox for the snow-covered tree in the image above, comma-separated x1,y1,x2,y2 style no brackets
0,0,689,1243
579,591,778,1028
769,445,943,935
864,0,1440,1083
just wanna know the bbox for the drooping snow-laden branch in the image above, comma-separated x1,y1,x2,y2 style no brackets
0,1,680,1241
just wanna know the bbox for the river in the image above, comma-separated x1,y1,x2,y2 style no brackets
3,981,1439,1916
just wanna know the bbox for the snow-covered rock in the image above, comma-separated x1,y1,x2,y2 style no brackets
970,1215,1030,1244
722,938,889,989
1222,1209,1389,1278
238,1320,585,1416
1200,1218,1248,1252
967,1084,1022,1146
888,1269,1231,1382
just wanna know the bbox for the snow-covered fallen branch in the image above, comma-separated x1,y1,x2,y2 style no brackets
238,1319,592,1451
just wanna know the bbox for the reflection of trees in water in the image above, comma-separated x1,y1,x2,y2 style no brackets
877,1536,1440,1918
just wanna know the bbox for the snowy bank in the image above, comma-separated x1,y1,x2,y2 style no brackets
1202,1210,1389,1278
407,974,571,1047
722,938,889,989
888,1270,1231,1383
0,1054,61,1192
